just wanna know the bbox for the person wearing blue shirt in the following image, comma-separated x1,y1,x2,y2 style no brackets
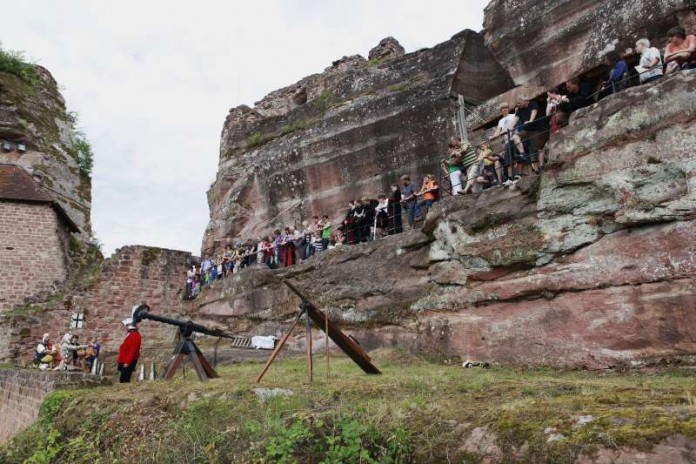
600,51,628,98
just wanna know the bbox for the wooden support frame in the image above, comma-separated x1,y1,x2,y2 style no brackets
163,337,219,381
256,280,381,383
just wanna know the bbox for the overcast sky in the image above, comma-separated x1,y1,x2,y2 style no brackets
2,0,487,256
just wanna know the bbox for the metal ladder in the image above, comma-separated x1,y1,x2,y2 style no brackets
229,336,253,349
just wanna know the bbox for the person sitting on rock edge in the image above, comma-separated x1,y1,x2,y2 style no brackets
514,95,544,173
35,333,56,369
85,336,101,372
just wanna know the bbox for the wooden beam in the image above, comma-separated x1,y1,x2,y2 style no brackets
255,310,304,383
284,280,381,375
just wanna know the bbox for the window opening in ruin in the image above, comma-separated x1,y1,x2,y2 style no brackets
71,312,85,329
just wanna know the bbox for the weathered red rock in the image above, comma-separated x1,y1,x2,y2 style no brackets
483,0,696,88
190,72,696,369
203,32,513,252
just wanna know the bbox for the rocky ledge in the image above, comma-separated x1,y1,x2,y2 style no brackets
191,71,696,369
203,31,513,252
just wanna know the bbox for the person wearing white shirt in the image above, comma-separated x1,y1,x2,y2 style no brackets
489,102,523,181
635,38,663,84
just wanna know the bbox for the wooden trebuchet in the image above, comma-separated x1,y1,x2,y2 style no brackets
256,280,381,383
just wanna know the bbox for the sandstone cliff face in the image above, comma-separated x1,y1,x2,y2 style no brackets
483,0,696,88
0,67,91,235
203,32,513,252
192,72,696,368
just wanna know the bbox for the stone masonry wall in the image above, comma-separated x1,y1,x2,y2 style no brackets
1,246,194,362
0,202,69,313
0,369,109,443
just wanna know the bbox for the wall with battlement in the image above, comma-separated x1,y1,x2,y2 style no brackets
0,369,109,443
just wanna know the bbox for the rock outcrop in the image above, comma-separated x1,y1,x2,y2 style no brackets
0,66,92,235
483,0,696,88
368,37,405,62
203,32,513,252
196,1,696,368
193,71,696,368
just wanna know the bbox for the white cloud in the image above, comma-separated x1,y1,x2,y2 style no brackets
2,0,487,256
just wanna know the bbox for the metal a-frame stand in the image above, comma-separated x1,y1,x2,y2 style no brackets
163,326,219,381
256,280,381,383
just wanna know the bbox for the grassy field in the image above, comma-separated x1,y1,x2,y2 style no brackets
2,349,695,463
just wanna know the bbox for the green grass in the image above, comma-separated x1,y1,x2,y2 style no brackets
2,351,695,463
244,131,274,149
280,118,314,136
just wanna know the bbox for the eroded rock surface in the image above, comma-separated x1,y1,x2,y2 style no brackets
0,67,92,235
368,37,405,62
192,72,696,368
203,32,513,252
483,0,696,87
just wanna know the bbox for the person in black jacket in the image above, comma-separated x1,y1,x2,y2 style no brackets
361,197,379,241
387,184,402,235
352,200,366,243
343,201,358,245
557,77,592,127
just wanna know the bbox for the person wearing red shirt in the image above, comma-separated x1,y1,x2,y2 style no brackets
117,318,142,383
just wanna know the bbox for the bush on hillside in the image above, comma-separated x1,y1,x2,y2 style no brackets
0,46,40,85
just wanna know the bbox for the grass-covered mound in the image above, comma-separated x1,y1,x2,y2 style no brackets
1,350,695,463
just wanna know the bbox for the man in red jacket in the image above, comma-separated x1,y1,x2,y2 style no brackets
117,318,142,383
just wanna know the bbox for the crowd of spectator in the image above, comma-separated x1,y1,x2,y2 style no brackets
184,175,444,298
185,26,696,300
442,28,696,194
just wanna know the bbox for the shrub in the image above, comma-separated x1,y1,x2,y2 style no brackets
73,134,94,177
315,89,335,110
0,47,40,85
245,131,272,148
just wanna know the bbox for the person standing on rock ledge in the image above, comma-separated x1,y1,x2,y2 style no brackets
117,318,142,383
